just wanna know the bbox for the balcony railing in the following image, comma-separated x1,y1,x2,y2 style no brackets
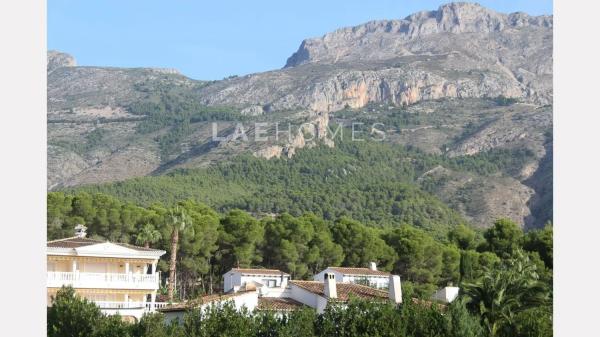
47,271,159,290
146,302,169,311
96,301,145,309
95,301,169,312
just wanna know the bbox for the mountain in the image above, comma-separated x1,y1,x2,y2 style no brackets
197,2,552,112
47,2,552,229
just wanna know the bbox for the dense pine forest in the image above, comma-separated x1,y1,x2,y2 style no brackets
68,138,537,234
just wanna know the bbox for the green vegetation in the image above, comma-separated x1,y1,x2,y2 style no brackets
47,193,552,299
49,127,108,156
127,82,243,160
463,250,551,337
68,139,535,234
493,95,519,106
49,266,551,337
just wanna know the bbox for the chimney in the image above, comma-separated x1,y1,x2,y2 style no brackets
389,275,402,304
369,262,377,271
74,224,87,238
323,273,337,299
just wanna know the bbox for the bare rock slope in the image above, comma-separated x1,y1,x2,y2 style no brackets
196,2,552,111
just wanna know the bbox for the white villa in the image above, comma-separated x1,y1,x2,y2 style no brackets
160,268,403,322
222,268,290,295
47,225,167,320
313,262,391,289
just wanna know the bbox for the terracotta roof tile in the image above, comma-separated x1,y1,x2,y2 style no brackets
257,297,306,311
290,281,389,302
230,268,290,276
47,237,104,248
328,267,390,277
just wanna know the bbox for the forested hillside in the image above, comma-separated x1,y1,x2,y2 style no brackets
69,136,539,231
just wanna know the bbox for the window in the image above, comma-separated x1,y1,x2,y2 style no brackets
266,279,276,287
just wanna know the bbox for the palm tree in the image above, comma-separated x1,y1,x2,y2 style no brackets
167,206,190,302
135,223,162,248
462,250,549,337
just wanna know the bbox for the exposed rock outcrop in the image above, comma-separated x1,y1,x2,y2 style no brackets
253,112,332,159
47,50,76,73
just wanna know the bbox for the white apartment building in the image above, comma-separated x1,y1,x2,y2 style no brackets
313,262,391,289
47,225,166,320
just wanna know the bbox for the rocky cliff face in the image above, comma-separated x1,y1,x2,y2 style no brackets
195,2,551,111
47,50,76,73
286,2,551,66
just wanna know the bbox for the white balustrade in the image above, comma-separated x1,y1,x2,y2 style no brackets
95,301,145,309
145,302,169,311
47,271,159,290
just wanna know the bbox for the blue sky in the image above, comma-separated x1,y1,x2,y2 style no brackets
48,0,552,80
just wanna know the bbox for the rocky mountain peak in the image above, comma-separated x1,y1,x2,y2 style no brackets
47,50,76,73
285,2,552,67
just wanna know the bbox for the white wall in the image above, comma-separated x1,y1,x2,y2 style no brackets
432,287,459,303
163,292,259,325
289,284,332,314
261,286,291,298
223,272,288,292
290,285,319,309
101,307,146,320
223,272,242,292
342,275,389,289
314,268,389,289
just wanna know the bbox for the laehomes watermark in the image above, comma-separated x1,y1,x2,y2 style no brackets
212,121,386,142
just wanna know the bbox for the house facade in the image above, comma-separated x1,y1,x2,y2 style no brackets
313,262,391,289
160,270,403,321
222,268,290,295
47,226,166,320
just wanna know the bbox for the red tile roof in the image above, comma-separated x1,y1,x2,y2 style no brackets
230,268,290,276
290,281,389,302
47,237,103,248
257,297,306,311
328,267,391,277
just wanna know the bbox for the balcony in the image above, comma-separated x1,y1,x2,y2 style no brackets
92,301,170,319
47,271,160,290
95,301,168,311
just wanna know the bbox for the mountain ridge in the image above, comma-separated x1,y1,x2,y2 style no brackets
285,2,552,67
47,2,552,229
